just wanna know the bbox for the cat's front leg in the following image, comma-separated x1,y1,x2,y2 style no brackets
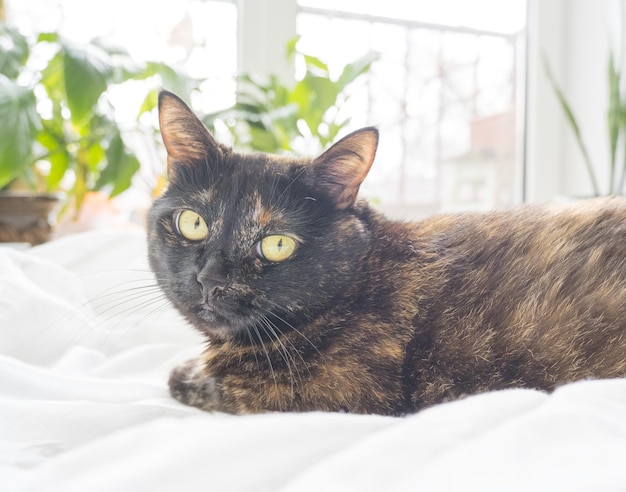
168,357,223,412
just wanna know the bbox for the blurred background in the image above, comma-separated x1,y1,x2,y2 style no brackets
0,0,624,242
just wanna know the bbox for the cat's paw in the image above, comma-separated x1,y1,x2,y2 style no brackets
168,358,222,411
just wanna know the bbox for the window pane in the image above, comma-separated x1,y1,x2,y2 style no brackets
298,1,526,217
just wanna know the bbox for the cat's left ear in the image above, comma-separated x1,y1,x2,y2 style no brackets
306,127,379,210
158,90,221,179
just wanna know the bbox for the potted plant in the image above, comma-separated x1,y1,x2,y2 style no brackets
0,23,186,244
204,38,378,155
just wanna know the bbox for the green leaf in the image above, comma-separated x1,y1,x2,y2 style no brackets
294,76,338,135
248,125,280,153
303,54,330,77
111,153,140,197
85,140,105,172
81,39,153,83
268,74,290,106
40,50,65,102
285,35,301,61
0,76,41,188
0,24,30,80
37,32,59,43
336,51,378,91
91,37,131,57
138,89,158,117
96,132,140,197
266,103,299,123
543,54,600,196
61,40,112,126
233,101,267,116
36,128,69,191
147,61,200,99
608,52,620,193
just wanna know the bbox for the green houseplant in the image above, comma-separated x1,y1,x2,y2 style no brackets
545,51,626,196
204,38,378,155
0,23,186,243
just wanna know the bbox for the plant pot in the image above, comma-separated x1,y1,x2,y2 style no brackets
0,192,63,246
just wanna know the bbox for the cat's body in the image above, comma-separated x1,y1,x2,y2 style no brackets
149,91,626,415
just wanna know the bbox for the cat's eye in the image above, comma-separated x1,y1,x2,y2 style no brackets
176,210,209,241
256,235,297,262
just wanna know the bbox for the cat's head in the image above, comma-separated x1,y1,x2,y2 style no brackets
147,90,378,340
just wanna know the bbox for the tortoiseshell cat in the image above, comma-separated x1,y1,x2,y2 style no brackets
148,90,626,415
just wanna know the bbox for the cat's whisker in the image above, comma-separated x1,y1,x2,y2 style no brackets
257,318,293,396
21,278,151,352
251,324,281,410
100,294,174,352
261,303,324,361
90,286,166,318
258,309,312,378
258,315,302,398
26,273,174,358
244,325,262,374
63,289,171,355
90,283,165,306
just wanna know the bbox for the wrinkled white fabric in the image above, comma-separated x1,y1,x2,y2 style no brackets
1,231,625,492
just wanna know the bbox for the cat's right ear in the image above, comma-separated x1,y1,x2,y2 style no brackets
305,127,379,210
158,90,220,180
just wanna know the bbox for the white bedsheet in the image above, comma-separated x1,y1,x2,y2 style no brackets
1,231,625,492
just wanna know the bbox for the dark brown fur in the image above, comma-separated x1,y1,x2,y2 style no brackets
151,91,626,416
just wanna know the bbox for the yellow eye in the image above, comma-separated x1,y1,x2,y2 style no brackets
177,210,209,241
257,235,297,262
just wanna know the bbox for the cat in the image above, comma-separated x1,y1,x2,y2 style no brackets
147,90,626,416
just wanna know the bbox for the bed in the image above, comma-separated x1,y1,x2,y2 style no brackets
1,230,625,491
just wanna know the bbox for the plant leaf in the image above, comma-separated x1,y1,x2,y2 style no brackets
248,125,280,153
37,32,59,43
61,40,112,126
96,131,140,197
303,54,330,77
36,126,69,191
147,61,200,99
608,52,620,193
0,76,41,188
336,51,378,91
285,35,301,61
0,25,29,80
293,76,338,136
40,50,65,102
543,54,600,196
138,88,158,117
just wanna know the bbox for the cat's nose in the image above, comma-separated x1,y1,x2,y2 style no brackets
197,256,228,300
197,273,226,299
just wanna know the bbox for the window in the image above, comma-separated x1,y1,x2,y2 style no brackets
297,0,527,217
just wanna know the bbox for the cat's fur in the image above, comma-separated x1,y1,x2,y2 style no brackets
148,90,626,415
